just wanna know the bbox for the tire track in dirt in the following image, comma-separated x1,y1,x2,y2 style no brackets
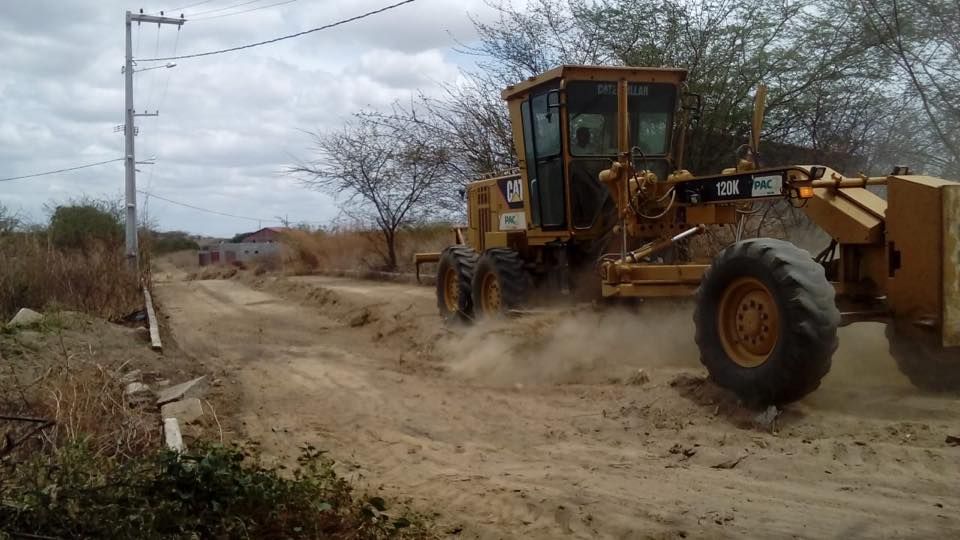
154,264,960,539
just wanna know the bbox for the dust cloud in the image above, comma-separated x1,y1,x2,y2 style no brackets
439,301,701,386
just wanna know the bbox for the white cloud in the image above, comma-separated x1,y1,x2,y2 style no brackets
0,0,498,237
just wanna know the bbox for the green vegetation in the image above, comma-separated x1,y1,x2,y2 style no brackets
148,230,200,255
49,203,123,251
0,442,429,539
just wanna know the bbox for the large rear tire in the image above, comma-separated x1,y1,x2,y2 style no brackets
472,248,530,318
694,238,840,406
886,323,960,392
436,246,478,324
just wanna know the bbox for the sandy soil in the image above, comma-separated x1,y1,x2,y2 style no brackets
153,261,960,539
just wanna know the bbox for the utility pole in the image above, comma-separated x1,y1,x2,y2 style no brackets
124,9,184,272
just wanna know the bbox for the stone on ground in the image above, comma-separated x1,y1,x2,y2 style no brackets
161,397,204,424
156,376,207,405
120,369,143,384
163,417,184,453
8,308,42,327
124,382,154,406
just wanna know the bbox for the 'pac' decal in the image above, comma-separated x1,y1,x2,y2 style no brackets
498,177,524,209
751,174,783,197
499,211,526,231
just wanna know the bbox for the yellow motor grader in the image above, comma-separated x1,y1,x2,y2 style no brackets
417,65,960,405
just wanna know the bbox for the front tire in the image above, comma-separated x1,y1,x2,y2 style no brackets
472,248,530,318
694,238,840,406
436,246,478,324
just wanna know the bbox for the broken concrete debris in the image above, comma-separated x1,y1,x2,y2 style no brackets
156,376,207,405
163,417,184,453
8,308,42,327
161,397,204,424
124,382,155,406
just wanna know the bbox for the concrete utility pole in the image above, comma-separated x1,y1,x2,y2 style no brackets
124,10,184,272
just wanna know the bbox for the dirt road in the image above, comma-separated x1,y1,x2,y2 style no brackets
154,264,960,539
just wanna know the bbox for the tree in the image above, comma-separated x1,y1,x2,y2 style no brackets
0,204,19,235
290,114,453,270
48,204,122,251
856,0,960,176
448,0,960,178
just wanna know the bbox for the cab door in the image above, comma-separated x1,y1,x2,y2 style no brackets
521,87,565,230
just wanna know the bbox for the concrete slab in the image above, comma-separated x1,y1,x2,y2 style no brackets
156,376,206,405
163,418,184,453
161,398,204,424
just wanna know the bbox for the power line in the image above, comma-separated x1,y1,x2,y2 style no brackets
185,0,267,17
161,0,216,13
0,158,124,183
137,0,417,62
139,189,325,225
190,0,296,21
138,189,270,222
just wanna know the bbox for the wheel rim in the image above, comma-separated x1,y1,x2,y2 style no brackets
717,277,779,368
442,267,459,312
480,272,502,313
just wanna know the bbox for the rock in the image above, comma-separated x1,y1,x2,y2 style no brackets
156,376,206,405
120,369,143,384
626,369,650,385
163,418,184,453
161,398,204,424
124,382,154,406
753,405,780,430
8,308,42,327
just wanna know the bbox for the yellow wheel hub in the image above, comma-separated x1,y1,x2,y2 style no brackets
442,267,459,312
480,272,502,313
717,277,779,368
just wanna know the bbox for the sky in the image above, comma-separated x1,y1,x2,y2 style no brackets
0,0,498,237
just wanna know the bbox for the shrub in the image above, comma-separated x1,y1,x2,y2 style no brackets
0,442,430,539
147,231,200,255
49,204,122,251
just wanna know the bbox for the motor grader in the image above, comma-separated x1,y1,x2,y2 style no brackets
416,65,960,405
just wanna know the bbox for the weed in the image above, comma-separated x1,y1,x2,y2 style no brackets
0,442,431,539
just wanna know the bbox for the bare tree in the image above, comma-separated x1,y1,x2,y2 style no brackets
290,115,452,270
857,0,960,175
0,204,20,235
364,73,518,191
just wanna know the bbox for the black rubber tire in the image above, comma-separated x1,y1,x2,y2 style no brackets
694,238,840,406
886,323,960,392
436,246,478,324
472,248,531,318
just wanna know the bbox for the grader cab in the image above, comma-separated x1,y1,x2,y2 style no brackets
421,65,960,405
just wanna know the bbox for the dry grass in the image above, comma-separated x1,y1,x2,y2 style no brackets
0,315,160,462
0,233,141,322
275,224,453,275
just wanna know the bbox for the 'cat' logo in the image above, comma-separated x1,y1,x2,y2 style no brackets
498,177,524,209
506,178,523,203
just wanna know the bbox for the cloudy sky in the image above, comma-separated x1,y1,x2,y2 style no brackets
0,0,497,237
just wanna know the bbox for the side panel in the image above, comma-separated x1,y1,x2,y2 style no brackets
886,176,947,324
943,184,960,347
803,187,885,244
